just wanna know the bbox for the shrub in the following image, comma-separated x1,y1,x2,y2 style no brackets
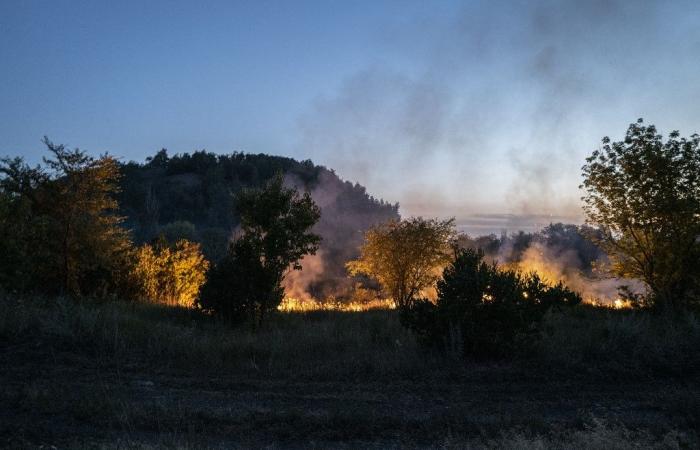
402,248,581,359
198,238,283,325
130,238,209,307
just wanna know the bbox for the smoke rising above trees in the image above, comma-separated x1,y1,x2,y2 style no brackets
297,0,700,219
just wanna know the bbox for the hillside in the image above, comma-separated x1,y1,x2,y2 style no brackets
118,150,400,300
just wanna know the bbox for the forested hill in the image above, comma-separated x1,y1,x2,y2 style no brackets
118,149,400,299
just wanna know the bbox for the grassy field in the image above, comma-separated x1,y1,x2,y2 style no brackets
1,295,699,448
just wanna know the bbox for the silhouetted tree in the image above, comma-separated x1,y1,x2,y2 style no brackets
403,249,581,359
198,174,321,326
581,119,700,309
0,138,132,296
539,223,605,275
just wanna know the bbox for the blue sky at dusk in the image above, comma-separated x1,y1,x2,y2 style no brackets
2,0,699,220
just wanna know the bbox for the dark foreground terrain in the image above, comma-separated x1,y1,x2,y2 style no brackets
1,297,699,448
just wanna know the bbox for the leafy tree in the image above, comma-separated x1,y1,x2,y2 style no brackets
131,238,209,307
403,249,581,358
199,238,282,324
198,174,321,326
581,119,700,309
235,173,321,275
0,138,132,296
347,217,456,308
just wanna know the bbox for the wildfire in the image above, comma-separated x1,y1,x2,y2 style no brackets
278,297,396,312
613,298,632,309
509,244,635,308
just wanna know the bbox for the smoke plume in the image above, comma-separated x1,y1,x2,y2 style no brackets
297,0,700,219
282,169,398,301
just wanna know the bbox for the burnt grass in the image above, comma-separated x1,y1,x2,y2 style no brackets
1,296,699,448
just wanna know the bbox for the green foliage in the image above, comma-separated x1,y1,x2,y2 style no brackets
582,119,700,309
198,174,321,326
403,248,581,359
0,138,132,297
347,217,456,308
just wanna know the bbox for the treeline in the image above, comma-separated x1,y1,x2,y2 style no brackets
0,140,397,314
0,136,326,328
119,149,321,248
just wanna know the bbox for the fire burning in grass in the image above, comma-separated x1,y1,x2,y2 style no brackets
279,236,643,312
278,297,396,312
507,242,641,308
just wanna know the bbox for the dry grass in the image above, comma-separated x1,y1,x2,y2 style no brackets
0,295,436,380
535,305,700,378
1,294,699,448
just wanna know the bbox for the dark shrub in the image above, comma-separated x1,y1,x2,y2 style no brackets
402,249,581,359
198,239,283,326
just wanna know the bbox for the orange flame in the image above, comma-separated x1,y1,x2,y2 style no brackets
278,297,395,312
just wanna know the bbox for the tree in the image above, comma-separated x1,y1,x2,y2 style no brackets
198,174,321,325
581,119,700,309
0,167,53,292
402,248,581,359
131,238,209,307
347,217,456,309
0,138,132,296
199,237,282,324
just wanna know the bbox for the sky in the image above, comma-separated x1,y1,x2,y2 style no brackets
2,0,700,226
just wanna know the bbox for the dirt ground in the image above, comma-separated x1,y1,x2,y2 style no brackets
2,343,698,449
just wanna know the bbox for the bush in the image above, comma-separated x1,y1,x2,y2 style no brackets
130,239,209,307
402,248,581,359
198,238,284,326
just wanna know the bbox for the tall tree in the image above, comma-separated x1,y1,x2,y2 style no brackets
581,119,700,308
0,138,132,296
347,217,456,308
199,174,321,325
